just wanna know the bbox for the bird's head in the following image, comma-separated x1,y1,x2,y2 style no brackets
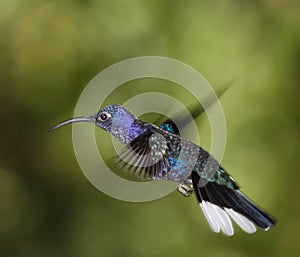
48,104,137,144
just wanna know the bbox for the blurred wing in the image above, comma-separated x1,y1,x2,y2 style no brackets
154,80,234,130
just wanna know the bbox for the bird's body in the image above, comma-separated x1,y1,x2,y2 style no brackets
49,104,276,236
117,118,234,188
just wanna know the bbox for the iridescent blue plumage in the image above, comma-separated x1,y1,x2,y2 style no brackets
49,104,276,236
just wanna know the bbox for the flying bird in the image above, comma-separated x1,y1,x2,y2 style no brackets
48,103,276,236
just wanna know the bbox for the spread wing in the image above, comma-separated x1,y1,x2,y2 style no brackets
115,127,175,180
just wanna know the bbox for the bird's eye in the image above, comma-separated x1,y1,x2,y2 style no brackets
97,112,111,121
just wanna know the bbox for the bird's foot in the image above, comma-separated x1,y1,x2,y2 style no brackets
177,182,194,197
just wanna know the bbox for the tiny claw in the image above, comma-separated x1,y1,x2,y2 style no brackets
177,183,194,197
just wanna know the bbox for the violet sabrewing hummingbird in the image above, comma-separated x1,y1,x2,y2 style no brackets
48,104,276,236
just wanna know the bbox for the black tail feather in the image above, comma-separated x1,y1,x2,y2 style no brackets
191,171,276,232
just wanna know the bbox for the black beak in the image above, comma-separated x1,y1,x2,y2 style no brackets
47,115,96,134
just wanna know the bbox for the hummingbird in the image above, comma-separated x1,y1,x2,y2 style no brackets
48,104,276,236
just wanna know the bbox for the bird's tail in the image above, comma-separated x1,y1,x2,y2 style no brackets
191,171,276,236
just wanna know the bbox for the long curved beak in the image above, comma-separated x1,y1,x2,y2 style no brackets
47,115,96,134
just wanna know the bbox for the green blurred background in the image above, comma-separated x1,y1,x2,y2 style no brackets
1,0,300,256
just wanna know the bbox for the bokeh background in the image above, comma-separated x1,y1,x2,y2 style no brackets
1,0,300,256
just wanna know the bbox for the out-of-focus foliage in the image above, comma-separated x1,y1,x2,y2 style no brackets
0,0,299,256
